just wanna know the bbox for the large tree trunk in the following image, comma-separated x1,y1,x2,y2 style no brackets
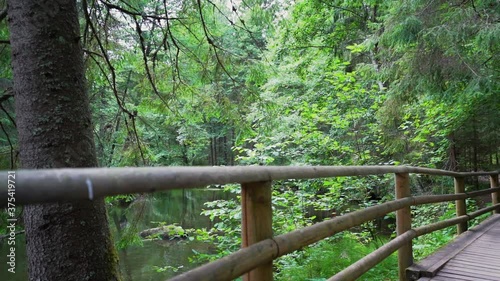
8,0,121,280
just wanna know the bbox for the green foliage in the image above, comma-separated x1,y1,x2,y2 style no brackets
115,225,144,250
193,177,395,264
193,184,242,261
377,0,500,169
1,0,498,279
152,265,184,273
145,223,192,240
412,198,488,260
411,202,455,259
105,194,136,205
275,233,398,281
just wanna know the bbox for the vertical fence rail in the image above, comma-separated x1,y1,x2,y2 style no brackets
395,173,412,281
491,175,499,214
454,177,467,234
241,181,273,281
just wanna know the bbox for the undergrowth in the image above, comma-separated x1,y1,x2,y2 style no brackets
275,233,398,281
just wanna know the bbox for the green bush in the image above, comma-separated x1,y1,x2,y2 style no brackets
275,233,398,281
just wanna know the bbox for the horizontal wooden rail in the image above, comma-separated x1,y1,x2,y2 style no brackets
414,216,469,236
1,166,499,207
468,204,500,219
413,203,500,238
411,188,500,205
169,197,415,281
466,187,500,197
327,202,500,281
170,192,500,281
413,193,466,204
328,230,418,281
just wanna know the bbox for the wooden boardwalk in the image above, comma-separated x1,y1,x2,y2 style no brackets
407,214,500,281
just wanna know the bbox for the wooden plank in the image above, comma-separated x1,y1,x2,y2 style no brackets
462,241,499,248
461,249,500,257
452,254,497,264
467,240,500,244
468,241,500,246
464,243,499,249
461,250,500,258
441,266,500,278
435,271,494,281
444,263,500,274
440,268,500,279
448,259,500,270
432,277,484,281
464,246,500,253
406,214,500,279
445,263,499,273
455,252,500,260
448,256,497,267
467,238,500,242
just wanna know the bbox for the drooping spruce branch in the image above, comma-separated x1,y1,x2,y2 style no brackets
0,121,14,169
196,0,236,84
82,0,146,165
134,18,176,114
99,0,183,21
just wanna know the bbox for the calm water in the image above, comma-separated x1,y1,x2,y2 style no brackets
0,188,233,281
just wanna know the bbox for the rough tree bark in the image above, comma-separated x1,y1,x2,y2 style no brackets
7,0,121,280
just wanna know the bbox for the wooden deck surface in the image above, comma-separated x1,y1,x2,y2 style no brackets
407,214,500,281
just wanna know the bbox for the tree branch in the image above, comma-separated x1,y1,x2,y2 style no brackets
196,0,236,83
0,121,15,169
82,0,132,117
99,0,182,21
0,230,24,241
0,7,7,22
134,19,175,112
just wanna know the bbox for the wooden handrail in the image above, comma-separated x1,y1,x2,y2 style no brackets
328,230,418,281
331,201,500,281
168,197,415,281
1,165,499,281
1,165,499,207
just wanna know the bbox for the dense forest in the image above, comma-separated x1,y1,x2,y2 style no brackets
0,0,498,280
1,0,498,171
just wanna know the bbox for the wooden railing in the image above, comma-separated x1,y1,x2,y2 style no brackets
1,166,499,281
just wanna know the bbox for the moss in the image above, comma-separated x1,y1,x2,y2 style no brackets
57,36,66,44
107,233,123,281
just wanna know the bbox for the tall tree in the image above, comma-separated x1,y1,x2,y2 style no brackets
8,0,120,280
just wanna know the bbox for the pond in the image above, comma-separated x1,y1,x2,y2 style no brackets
0,188,234,281
112,188,235,280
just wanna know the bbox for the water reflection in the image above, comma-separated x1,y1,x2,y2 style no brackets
0,188,233,281
111,188,234,280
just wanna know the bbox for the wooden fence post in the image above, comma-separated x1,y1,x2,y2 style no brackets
241,181,273,281
490,174,499,214
395,173,412,281
454,177,467,234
